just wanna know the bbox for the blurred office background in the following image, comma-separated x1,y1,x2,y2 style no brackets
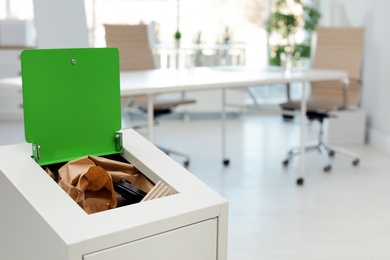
2,0,390,259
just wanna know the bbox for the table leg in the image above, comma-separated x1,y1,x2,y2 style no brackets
297,82,308,185
181,91,190,122
222,88,229,166
147,94,155,142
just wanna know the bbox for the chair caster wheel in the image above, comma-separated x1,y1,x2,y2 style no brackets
183,160,190,167
324,165,332,172
223,159,230,166
282,159,289,166
352,159,360,166
296,178,304,185
329,150,335,157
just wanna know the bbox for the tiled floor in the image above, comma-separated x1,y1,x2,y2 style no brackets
2,112,390,259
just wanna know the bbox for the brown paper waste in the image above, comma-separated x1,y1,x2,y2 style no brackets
57,155,154,214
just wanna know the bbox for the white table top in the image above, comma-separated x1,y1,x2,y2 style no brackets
0,65,349,187
0,66,348,97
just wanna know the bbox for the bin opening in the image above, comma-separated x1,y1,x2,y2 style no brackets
41,153,175,214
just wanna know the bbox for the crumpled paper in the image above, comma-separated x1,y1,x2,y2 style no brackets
57,155,154,214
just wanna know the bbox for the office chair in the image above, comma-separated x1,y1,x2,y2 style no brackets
104,23,196,167
280,27,364,174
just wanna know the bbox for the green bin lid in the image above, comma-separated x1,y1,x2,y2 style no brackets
21,48,123,166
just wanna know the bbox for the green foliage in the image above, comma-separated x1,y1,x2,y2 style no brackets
269,45,285,66
174,30,182,40
266,12,299,38
303,5,321,32
267,0,321,66
269,43,310,67
294,43,311,58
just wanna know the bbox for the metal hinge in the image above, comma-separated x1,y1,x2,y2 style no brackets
32,144,41,162
115,132,123,152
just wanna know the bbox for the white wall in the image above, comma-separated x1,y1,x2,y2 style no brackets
319,0,390,153
33,0,89,48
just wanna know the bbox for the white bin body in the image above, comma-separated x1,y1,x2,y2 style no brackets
0,129,228,260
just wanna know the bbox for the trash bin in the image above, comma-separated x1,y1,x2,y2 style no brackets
0,48,228,260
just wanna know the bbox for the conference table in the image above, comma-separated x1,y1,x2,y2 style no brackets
0,66,347,184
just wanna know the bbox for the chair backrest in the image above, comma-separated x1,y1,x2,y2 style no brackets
104,24,195,110
104,24,156,71
310,27,364,106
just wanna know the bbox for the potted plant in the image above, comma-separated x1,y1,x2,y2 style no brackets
174,30,181,48
266,0,321,67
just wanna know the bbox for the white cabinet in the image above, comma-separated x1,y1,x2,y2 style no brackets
0,20,34,47
0,86,23,121
0,48,24,121
0,129,228,260
324,109,366,144
0,48,22,78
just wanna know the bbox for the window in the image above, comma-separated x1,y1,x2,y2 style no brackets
0,0,33,19
3,0,302,104
84,0,269,68
2,0,270,68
